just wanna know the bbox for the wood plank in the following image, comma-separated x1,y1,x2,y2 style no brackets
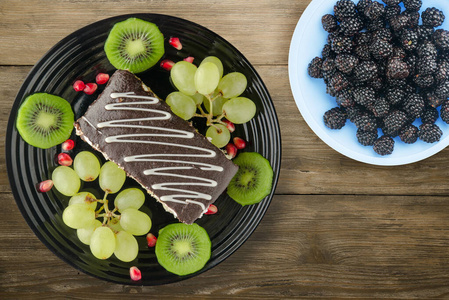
3,66,449,196
2,193,449,298
0,0,308,66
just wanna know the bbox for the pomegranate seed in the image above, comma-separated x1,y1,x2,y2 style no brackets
95,73,109,85
225,143,238,159
146,233,157,247
223,120,235,133
183,56,194,63
84,83,97,95
233,137,247,150
129,266,142,281
160,59,175,71
57,153,73,166
205,204,218,215
169,37,182,50
37,180,53,193
73,80,85,92
61,139,75,151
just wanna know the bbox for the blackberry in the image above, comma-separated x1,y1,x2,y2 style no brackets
356,128,378,146
400,29,419,52
403,93,425,119
421,106,439,124
321,44,335,60
364,1,385,21
426,92,445,108
331,35,353,54
322,58,336,79
405,55,418,76
385,5,401,20
354,60,378,82
390,14,409,33
354,32,372,45
440,100,449,124
353,111,378,131
335,54,359,74
383,110,408,135
336,89,356,107
416,41,438,58
369,76,383,91
357,0,372,14
404,10,420,28
353,86,376,107
416,56,437,76
346,105,366,122
399,124,419,144
330,72,350,92
322,14,339,33
366,17,386,31
382,0,400,6
354,44,372,60
326,84,338,97
419,123,442,143
373,135,394,155
370,38,393,60
433,29,449,51
435,81,449,99
323,107,347,129
387,58,409,79
402,0,422,12
307,57,324,78
413,74,434,89
340,17,364,36
392,47,407,60
386,87,407,106
373,28,393,42
422,7,445,28
334,0,358,21
434,60,449,84
371,96,390,118
417,25,435,42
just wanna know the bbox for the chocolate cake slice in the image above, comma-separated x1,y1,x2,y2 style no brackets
75,70,238,224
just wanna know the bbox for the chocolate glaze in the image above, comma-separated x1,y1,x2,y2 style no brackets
75,70,238,224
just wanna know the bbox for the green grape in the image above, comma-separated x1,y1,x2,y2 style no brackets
200,56,224,79
99,161,126,194
114,231,139,262
205,124,231,148
115,188,145,212
222,97,256,124
166,92,197,120
120,208,152,236
203,93,228,116
62,203,95,229
191,93,205,106
73,151,101,182
108,217,124,233
69,192,97,211
90,226,116,260
194,62,220,95
217,72,247,98
52,166,80,196
77,219,102,245
171,61,197,96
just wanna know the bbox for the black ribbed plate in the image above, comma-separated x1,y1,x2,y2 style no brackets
6,14,281,285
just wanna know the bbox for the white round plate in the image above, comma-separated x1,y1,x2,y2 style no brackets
289,0,449,166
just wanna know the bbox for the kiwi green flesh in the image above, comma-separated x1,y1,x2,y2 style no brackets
104,18,165,74
155,223,211,276
16,93,74,149
227,152,273,206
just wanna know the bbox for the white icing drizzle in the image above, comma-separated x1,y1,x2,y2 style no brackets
97,91,223,212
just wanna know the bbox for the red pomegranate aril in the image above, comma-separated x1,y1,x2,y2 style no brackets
160,59,175,71
223,119,235,133
57,153,73,166
233,137,247,150
205,204,218,215
169,37,182,50
95,73,109,85
73,80,85,92
146,233,157,247
37,180,53,193
129,266,142,281
61,139,75,151
183,56,194,63
84,83,97,95
225,143,238,159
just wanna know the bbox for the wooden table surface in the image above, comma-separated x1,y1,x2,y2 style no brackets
2,0,449,298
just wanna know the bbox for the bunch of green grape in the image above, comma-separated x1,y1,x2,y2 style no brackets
52,151,151,262
166,56,257,148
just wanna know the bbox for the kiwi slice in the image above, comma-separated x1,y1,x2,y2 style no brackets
16,93,74,149
227,152,273,205
104,18,165,73
155,223,211,276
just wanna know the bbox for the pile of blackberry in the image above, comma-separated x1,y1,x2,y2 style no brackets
308,0,449,156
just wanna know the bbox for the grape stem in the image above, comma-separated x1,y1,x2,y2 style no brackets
197,93,227,130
